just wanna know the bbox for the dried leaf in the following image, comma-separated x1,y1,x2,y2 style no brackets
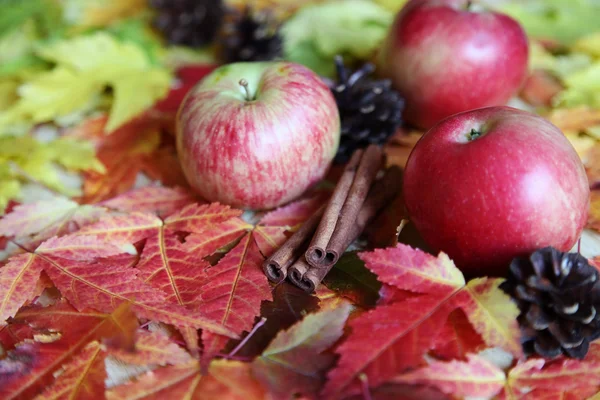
200,233,272,362
107,360,266,400
100,186,198,218
1,302,136,400
34,341,106,400
108,329,192,366
392,355,506,398
253,302,351,398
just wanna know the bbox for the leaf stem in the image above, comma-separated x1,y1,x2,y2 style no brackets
227,317,267,358
359,373,373,400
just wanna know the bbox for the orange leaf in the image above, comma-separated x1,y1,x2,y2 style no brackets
588,191,600,232
546,106,600,133
252,302,351,399
35,341,106,400
200,233,272,363
139,146,190,189
108,329,192,366
1,302,136,400
80,116,161,204
100,186,199,218
392,355,506,398
520,70,563,107
106,360,266,400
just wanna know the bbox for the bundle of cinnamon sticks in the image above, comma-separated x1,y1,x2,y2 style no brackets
262,145,402,293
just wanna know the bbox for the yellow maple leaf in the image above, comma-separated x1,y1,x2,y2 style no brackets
0,135,104,212
0,164,21,212
0,32,172,135
63,0,147,29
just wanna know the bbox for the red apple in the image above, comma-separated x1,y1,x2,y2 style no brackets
380,0,529,129
176,61,340,209
403,106,589,276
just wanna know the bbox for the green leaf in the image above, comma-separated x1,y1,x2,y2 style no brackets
500,0,600,44
323,252,382,308
282,0,393,76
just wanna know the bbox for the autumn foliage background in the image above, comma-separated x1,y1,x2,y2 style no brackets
1,0,600,399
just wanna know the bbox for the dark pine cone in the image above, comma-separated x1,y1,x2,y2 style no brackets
218,7,283,63
149,0,225,47
325,56,405,164
500,247,600,359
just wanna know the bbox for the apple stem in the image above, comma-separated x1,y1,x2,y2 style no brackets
239,79,252,101
467,129,482,141
465,0,472,10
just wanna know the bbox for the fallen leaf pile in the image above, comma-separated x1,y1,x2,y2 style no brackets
1,0,600,399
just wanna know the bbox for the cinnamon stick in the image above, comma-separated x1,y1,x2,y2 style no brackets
262,205,325,283
305,149,364,267
321,145,383,267
294,166,403,292
288,257,313,292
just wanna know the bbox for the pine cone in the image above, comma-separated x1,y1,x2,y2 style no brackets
500,247,600,359
218,7,283,63
149,0,225,47
324,56,405,164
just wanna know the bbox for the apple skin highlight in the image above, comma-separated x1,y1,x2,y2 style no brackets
380,0,529,129
176,61,340,210
403,106,590,276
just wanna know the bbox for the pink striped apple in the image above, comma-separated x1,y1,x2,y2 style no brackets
380,0,529,129
176,61,340,209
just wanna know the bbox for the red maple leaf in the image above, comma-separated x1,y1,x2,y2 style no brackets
322,244,522,398
1,301,136,400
